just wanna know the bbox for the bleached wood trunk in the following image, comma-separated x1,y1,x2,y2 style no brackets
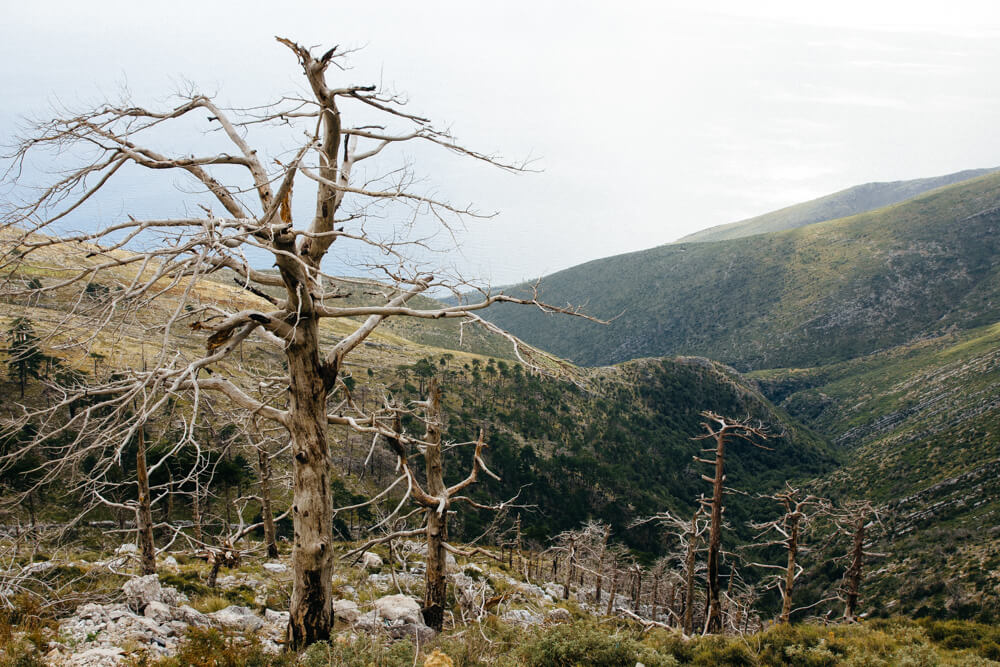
684,513,698,635
780,515,801,624
286,322,334,649
135,424,156,576
705,434,725,634
422,380,448,631
844,514,865,621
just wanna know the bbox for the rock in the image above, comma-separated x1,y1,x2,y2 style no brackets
374,594,423,625
63,646,125,666
161,555,178,568
115,544,138,555
547,607,571,622
123,575,162,612
332,599,360,624
362,551,383,568
353,610,379,632
424,648,455,666
264,608,289,625
209,605,266,632
143,601,173,623
386,622,437,644
262,561,287,573
174,605,210,626
502,608,543,626
463,563,483,575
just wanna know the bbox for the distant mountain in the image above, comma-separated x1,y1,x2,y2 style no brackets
486,170,1000,370
678,167,1000,243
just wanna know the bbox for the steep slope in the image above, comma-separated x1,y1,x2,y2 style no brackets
679,167,1000,243
486,170,1000,370
752,322,1000,619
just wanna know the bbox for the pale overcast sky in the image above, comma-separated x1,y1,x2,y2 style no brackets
2,1,1000,284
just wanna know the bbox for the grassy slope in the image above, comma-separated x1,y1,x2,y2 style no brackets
678,166,1000,243
751,322,1000,617
485,170,1000,370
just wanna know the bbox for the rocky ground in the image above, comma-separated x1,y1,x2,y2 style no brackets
29,541,628,666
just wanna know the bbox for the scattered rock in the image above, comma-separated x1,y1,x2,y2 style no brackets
547,607,572,623
374,594,424,625
209,605,266,633
502,608,543,626
122,575,162,612
386,622,437,644
262,561,287,573
161,555,178,568
333,599,360,624
362,551,384,568
114,544,137,556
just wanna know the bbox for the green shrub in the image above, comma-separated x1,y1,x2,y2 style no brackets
517,621,674,667
154,627,293,666
300,636,415,667
689,635,755,666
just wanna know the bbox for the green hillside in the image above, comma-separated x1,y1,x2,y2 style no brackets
486,170,1000,370
679,167,999,243
751,320,1000,618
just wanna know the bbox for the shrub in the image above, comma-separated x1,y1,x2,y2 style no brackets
155,627,294,667
517,621,674,667
300,636,415,667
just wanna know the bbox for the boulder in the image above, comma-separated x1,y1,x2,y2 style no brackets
262,561,287,574
332,599,360,624
115,544,138,555
143,601,174,624
209,605,266,632
374,594,423,625
386,622,437,644
502,608,543,626
122,575,162,612
362,551,384,569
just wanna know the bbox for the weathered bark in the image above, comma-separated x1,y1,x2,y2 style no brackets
422,380,448,631
563,535,576,600
606,570,619,616
258,446,279,559
704,432,725,634
779,514,801,624
844,513,866,621
135,424,156,576
286,323,335,649
684,512,698,636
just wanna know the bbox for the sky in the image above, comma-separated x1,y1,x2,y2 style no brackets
2,1,1000,285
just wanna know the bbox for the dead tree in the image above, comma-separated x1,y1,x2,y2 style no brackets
633,504,708,634
0,38,598,648
834,500,885,621
692,412,769,634
745,484,829,624
345,378,506,631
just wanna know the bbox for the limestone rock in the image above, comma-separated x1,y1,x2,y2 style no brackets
209,605,266,632
262,561,287,573
546,607,572,622
362,551,383,568
374,594,423,625
333,599,360,624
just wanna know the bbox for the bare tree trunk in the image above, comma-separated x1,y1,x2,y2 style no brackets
606,570,618,616
705,435,725,634
684,513,698,636
422,380,448,631
258,446,279,559
844,513,865,621
286,329,335,649
135,424,156,576
780,515,800,624
563,536,576,600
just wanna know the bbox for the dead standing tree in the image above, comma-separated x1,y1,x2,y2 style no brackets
834,500,885,622
632,504,709,635
692,411,768,634
745,484,829,624
345,377,506,631
0,38,596,648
